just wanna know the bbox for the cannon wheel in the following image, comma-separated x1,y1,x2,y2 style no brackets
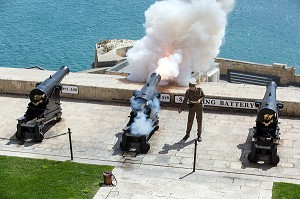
269,154,280,165
269,147,280,165
56,112,62,122
140,141,150,154
34,133,44,143
120,141,131,151
34,126,44,142
56,116,62,122
120,133,130,151
140,136,150,153
248,145,259,163
15,130,26,141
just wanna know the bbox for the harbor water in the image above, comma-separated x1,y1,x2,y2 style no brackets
0,0,299,73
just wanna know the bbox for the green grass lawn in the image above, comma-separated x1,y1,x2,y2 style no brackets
272,182,300,199
0,155,113,199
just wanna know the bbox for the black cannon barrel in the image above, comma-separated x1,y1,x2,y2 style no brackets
134,73,161,101
30,66,69,103
257,81,279,124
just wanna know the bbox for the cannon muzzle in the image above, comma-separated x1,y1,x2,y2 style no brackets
134,73,161,101
256,81,283,126
30,66,69,105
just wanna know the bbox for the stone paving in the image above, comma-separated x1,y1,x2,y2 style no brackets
0,95,300,198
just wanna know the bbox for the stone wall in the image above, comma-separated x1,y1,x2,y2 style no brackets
94,39,134,69
1,67,299,116
215,57,300,85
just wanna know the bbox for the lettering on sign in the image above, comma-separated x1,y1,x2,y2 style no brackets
204,98,256,109
61,85,79,95
160,93,171,102
175,96,184,104
174,96,256,110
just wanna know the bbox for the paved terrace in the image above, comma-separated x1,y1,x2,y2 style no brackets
0,68,300,198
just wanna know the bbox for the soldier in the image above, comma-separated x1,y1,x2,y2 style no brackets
178,79,205,142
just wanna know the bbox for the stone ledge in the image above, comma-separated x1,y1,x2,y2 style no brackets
0,67,299,116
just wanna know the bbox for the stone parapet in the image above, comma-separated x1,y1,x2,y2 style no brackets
0,67,300,116
0,67,140,102
93,39,134,68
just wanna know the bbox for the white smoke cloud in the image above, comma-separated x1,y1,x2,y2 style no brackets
130,112,153,136
147,97,160,118
127,0,234,86
217,0,235,13
129,97,160,136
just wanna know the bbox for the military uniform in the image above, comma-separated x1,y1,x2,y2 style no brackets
179,85,205,141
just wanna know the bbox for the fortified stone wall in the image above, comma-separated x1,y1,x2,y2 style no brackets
93,39,134,68
215,57,300,85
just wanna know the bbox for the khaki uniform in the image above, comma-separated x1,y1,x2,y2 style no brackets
180,87,205,136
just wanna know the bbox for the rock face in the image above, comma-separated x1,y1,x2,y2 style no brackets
93,39,134,68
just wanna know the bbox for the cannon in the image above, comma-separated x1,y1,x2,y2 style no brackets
15,66,69,142
248,81,284,165
120,73,161,153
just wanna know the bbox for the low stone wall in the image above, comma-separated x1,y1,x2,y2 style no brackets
0,67,139,103
0,67,300,117
215,57,300,85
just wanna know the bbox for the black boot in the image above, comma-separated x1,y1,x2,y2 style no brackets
197,133,202,142
183,133,190,140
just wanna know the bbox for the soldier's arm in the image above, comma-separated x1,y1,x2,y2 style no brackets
201,88,205,97
199,88,205,103
179,90,189,112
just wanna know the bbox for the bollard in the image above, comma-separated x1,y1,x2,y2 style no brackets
68,128,73,160
193,139,198,172
103,171,113,185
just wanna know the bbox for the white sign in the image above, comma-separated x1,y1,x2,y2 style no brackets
160,93,171,102
204,98,256,109
62,85,79,94
175,95,185,104
174,95,256,110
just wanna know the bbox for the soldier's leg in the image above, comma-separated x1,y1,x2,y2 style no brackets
183,108,196,140
196,105,203,141
187,109,196,132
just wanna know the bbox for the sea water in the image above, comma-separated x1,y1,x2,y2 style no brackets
0,0,299,73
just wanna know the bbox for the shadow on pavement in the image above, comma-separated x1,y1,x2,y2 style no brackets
5,120,63,147
112,132,124,156
5,134,39,147
179,171,195,179
159,139,195,154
